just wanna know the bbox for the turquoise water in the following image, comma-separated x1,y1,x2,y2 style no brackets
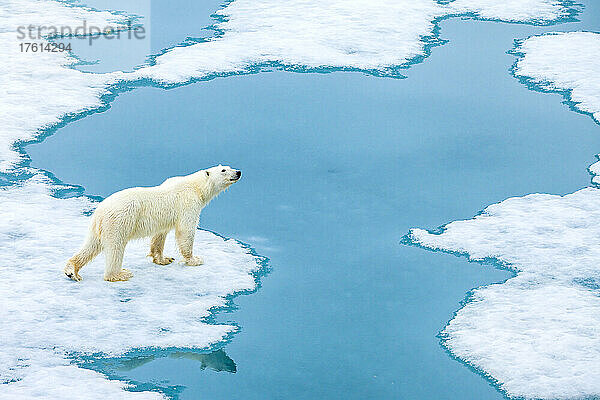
27,2,600,399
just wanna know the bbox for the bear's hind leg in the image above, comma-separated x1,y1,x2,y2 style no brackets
64,234,101,282
103,242,133,282
148,232,174,265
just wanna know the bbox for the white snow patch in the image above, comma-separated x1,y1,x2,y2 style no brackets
409,187,600,399
513,32,600,184
514,32,600,123
0,349,164,400
449,0,574,23
0,177,262,399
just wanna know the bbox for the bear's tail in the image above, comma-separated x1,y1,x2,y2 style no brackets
64,229,102,281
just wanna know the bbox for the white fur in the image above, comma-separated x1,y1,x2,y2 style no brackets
64,165,241,282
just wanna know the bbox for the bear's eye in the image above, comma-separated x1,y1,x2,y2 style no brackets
221,169,226,173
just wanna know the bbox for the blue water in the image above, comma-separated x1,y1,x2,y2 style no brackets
27,2,600,399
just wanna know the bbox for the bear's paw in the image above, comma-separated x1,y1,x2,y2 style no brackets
183,256,204,266
104,268,134,282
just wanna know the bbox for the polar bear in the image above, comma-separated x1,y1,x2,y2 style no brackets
64,165,241,282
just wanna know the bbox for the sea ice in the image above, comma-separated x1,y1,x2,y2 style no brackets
512,31,600,184
0,0,586,398
130,0,574,83
409,188,600,398
0,0,575,171
0,177,263,398
514,31,600,124
0,0,132,171
406,26,600,400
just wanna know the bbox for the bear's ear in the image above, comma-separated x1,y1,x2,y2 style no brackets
205,171,210,177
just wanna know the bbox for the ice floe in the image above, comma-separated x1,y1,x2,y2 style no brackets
450,0,574,23
0,0,574,171
131,0,574,84
0,0,586,398
514,31,600,124
0,177,262,398
416,32,600,396
410,27,600,399
512,31,600,184
0,0,129,171
408,187,600,398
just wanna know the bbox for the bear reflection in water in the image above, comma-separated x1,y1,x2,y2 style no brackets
118,349,237,373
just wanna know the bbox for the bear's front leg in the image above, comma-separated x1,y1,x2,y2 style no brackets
104,241,133,282
175,223,204,266
148,232,175,265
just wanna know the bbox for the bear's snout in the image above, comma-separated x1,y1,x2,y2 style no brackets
230,170,241,181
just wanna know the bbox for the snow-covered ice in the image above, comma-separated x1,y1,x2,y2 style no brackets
408,188,600,398
0,0,131,171
0,0,589,398
132,0,575,84
450,0,575,23
403,20,600,400
0,177,263,399
513,31,600,184
514,31,600,125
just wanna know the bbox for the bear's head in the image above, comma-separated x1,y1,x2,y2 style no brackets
205,165,242,191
